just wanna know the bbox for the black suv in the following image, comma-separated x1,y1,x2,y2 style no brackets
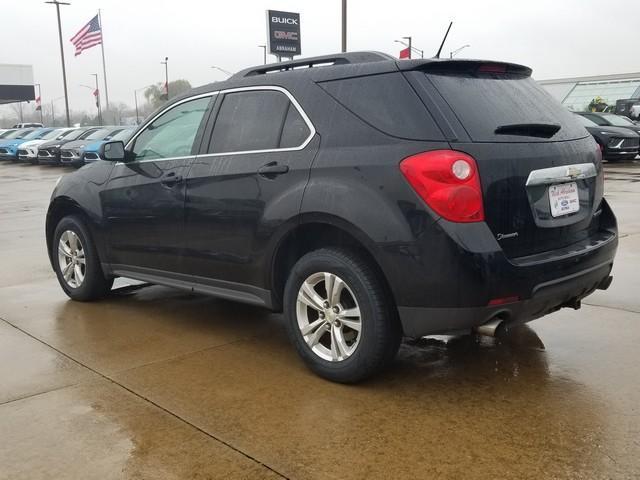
46,52,618,383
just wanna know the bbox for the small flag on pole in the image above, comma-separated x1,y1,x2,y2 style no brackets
70,14,103,56
399,47,411,59
93,88,100,108
161,82,169,101
35,96,42,111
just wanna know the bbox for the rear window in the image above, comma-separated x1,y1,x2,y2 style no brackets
319,73,444,141
427,73,588,142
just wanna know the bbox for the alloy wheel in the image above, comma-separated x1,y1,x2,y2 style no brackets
296,272,362,362
58,230,86,288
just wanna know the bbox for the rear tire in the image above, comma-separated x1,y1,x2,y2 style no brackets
283,247,401,383
52,215,113,301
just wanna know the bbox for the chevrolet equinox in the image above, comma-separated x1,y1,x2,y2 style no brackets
46,52,618,383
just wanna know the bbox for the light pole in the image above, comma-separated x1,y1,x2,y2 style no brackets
35,83,44,124
394,39,424,59
134,84,153,125
45,0,71,127
79,84,101,125
258,45,267,65
90,73,102,125
341,0,347,52
50,96,65,126
211,66,232,76
161,57,169,100
450,44,470,58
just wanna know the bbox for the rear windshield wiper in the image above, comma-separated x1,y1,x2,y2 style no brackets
494,123,561,138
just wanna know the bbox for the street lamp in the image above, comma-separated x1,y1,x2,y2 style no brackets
79,83,101,125
50,95,65,126
134,84,154,125
161,57,169,99
90,73,102,125
394,39,424,59
258,45,267,65
450,44,470,58
211,65,232,76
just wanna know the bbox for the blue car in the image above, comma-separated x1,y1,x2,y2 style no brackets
82,127,136,164
0,128,54,161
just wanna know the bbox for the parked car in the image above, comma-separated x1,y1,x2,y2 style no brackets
18,128,77,163
60,127,128,168
575,114,639,161
83,127,136,163
13,122,44,129
46,53,618,383
37,127,100,165
0,128,49,160
576,111,640,135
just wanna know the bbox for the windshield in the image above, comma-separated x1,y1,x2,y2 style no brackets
112,128,135,141
0,130,16,139
576,115,598,127
56,129,76,140
4,129,35,139
41,129,65,140
84,128,115,140
27,129,53,140
602,114,635,126
63,129,92,141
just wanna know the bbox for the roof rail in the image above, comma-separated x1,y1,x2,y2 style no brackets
231,51,395,79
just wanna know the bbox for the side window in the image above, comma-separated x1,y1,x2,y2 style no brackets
280,103,310,148
209,90,309,154
319,73,444,141
132,96,211,161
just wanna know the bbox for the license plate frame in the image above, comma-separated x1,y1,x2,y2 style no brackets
549,182,579,218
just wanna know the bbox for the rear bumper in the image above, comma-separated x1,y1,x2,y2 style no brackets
398,260,613,337
391,199,618,337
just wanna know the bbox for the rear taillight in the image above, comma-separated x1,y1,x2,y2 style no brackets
400,150,484,223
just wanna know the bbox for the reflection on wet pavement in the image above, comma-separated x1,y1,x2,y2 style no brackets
1,162,639,479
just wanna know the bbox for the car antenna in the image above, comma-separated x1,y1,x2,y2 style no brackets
434,21,453,59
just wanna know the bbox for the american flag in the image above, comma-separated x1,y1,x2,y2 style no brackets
70,14,102,56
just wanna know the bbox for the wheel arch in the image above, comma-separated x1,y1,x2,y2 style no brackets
46,197,100,270
268,213,397,312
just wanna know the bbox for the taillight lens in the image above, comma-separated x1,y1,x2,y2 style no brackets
400,150,484,223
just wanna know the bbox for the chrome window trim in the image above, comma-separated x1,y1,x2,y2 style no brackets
117,85,315,165
525,163,597,187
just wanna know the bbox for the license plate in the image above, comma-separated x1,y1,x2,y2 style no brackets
549,182,579,218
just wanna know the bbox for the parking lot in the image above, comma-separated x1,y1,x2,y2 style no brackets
0,160,638,479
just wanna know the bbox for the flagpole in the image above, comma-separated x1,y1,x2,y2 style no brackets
98,9,110,119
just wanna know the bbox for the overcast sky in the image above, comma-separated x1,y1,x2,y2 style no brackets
2,0,639,115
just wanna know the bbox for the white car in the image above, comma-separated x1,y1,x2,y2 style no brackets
17,128,76,163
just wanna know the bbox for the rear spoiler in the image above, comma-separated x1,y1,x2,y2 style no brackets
396,59,532,77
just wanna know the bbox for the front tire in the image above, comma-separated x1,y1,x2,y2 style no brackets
284,247,401,383
53,215,113,301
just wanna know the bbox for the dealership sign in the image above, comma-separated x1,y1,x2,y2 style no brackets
266,10,301,57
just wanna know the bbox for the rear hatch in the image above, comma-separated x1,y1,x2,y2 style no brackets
405,61,604,259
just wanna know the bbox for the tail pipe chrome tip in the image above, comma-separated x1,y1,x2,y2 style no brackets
475,317,506,337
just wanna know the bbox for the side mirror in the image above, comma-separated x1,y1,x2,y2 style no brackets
100,140,126,161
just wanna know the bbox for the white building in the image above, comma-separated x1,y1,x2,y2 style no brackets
538,72,640,112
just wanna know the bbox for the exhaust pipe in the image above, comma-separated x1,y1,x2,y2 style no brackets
475,317,505,337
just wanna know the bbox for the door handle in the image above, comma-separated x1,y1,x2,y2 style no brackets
160,171,183,187
257,162,289,178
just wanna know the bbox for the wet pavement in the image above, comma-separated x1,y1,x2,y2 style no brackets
0,160,639,479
